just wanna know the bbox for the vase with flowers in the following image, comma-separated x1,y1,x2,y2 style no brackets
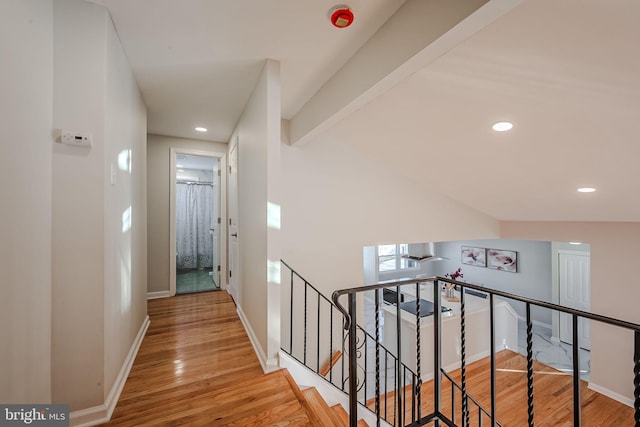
444,267,463,298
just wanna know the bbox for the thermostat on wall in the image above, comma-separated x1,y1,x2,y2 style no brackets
61,130,92,147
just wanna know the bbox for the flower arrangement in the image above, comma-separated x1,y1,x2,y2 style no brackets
445,267,464,281
443,267,463,297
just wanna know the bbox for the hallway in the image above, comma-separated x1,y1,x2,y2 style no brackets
101,292,311,426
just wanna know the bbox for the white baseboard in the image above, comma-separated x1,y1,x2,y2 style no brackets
532,320,553,331
147,290,171,300
227,283,237,301
70,316,150,427
588,382,633,408
236,304,279,374
518,316,553,331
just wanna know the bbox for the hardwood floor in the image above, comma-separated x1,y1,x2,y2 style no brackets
102,292,313,426
369,349,634,426
102,291,632,426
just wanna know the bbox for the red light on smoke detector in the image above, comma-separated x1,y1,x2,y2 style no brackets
330,7,354,28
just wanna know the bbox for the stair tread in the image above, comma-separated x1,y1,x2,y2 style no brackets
302,387,342,427
330,403,369,427
330,404,348,424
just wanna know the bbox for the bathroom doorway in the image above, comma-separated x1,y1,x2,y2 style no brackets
169,148,227,295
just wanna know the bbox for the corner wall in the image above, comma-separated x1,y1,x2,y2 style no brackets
103,12,148,402
52,0,106,409
228,59,281,371
501,221,640,404
146,134,228,295
52,0,148,413
0,0,53,403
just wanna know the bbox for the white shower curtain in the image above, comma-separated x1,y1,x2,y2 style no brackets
176,183,214,270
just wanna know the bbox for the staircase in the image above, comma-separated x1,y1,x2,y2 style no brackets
282,260,640,427
282,368,369,426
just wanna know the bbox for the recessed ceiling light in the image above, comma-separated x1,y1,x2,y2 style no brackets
577,187,596,193
195,127,207,132
492,121,513,132
569,242,582,245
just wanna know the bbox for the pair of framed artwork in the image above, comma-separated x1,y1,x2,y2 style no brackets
461,246,517,273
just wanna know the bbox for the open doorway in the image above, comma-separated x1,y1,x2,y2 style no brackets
169,148,227,296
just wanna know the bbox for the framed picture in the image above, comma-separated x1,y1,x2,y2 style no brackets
461,246,486,267
487,248,517,272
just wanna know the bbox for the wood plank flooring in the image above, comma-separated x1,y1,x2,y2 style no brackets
101,292,313,426
102,291,632,426
369,349,634,426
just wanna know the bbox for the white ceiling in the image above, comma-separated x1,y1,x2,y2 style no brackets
93,0,640,222
93,0,406,142
321,0,640,221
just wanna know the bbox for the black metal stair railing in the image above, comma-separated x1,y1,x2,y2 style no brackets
332,276,640,427
281,261,496,427
281,260,419,427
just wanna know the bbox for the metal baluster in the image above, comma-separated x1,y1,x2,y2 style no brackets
304,282,308,365
317,293,321,373
490,294,497,427
348,294,358,427
342,326,346,392
375,289,381,427
330,306,334,384
364,330,368,406
526,303,534,427
434,280,442,427
396,285,403,427
416,282,422,422
393,357,397,427
451,381,456,425
384,350,388,423
479,406,483,427
403,367,408,424
634,330,640,427
411,373,416,423
460,285,469,427
289,269,294,353
572,314,581,426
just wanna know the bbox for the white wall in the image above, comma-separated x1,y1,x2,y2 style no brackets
0,0,53,403
52,0,106,409
435,239,553,326
502,221,640,404
147,134,228,294
103,12,148,402
228,59,281,370
53,0,148,412
281,136,501,301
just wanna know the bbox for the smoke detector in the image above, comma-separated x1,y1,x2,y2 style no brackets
330,6,354,28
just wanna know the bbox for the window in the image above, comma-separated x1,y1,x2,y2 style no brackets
377,244,417,273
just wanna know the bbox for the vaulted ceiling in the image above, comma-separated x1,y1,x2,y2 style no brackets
91,0,640,221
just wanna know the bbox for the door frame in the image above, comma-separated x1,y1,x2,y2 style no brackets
169,147,228,296
227,137,239,301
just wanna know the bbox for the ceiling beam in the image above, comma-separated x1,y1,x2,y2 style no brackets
288,0,524,146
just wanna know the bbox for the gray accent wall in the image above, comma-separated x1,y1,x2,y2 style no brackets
435,239,553,326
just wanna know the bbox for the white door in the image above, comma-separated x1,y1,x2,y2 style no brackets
228,140,239,296
559,252,591,349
